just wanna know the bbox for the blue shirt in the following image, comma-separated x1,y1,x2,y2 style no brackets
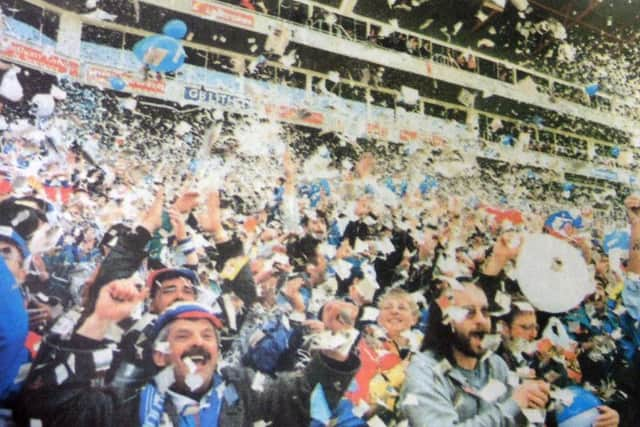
0,258,29,404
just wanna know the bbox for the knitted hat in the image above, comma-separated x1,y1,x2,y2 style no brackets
151,301,223,340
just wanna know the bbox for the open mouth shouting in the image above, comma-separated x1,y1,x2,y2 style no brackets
470,330,486,341
181,347,212,369
468,330,489,353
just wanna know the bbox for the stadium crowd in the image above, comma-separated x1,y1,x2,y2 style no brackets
0,78,638,427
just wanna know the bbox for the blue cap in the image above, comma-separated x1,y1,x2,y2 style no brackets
0,225,30,259
151,302,223,340
544,210,583,234
556,386,601,424
603,230,630,255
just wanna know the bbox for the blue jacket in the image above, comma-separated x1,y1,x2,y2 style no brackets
0,258,29,405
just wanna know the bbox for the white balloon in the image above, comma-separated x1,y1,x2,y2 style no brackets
31,93,56,117
0,66,23,102
49,85,67,100
510,0,529,12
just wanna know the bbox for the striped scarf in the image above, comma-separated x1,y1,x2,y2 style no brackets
139,374,223,427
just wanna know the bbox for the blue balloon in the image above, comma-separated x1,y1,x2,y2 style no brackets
501,134,514,146
562,182,575,192
610,146,620,158
133,34,186,73
163,19,188,39
109,76,126,91
585,83,599,97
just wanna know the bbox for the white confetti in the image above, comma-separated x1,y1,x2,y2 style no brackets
0,66,23,102
54,364,69,385
155,366,176,393
251,372,266,392
185,373,205,391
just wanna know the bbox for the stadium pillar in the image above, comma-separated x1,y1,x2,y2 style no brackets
56,12,82,58
339,0,358,16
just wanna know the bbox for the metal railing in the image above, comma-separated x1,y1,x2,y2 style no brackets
267,0,619,110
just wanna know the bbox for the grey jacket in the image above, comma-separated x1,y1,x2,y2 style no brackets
399,351,527,427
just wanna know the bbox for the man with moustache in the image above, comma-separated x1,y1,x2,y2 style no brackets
141,300,360,426
19,277,359,427
400,281,550,426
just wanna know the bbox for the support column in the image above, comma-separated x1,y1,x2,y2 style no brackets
338,0,358,16
56,12,82,58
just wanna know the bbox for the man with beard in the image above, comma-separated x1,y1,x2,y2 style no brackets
400,281,550,426
19,278,359,427
140,301,359,426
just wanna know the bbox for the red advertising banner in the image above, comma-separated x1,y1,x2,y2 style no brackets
0,38,80,77
367,123,389,139
399,129,418,142
85,65,166,96
192,0,255,28
265,104,324,126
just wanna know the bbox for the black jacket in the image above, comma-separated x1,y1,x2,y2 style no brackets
17,331,359,427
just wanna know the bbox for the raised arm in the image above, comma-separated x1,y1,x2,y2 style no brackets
625,195,640,274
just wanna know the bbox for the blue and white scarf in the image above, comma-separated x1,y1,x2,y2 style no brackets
139,374,224,427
